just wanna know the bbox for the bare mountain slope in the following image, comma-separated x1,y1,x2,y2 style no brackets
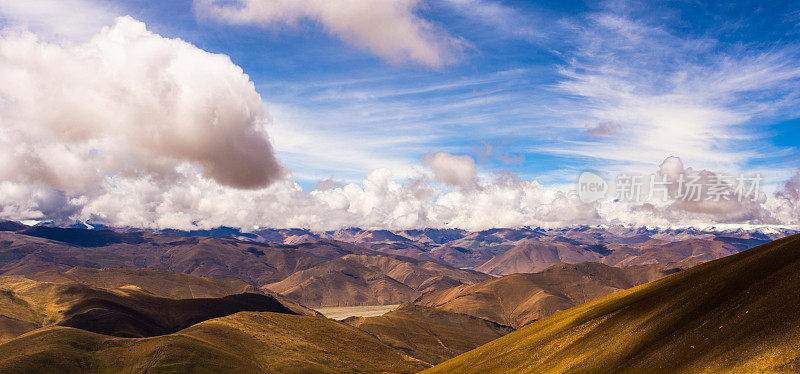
343,303,512,365
265,258,419,307
417,262,686,328
475,240,601,275
266,254,490,307
0,229,369,286
425,234,800,373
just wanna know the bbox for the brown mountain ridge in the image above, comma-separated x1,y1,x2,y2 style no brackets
416,261,689,328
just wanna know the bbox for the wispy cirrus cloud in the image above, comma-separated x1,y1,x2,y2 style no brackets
540,8,800,176
261,68,535,183
193,0,464,67
441,0,539,41
0,0,118,40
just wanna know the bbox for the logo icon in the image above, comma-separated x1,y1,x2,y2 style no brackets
578,172,608,203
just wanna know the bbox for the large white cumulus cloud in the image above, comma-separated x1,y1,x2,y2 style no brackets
193,0,461,67
422,151,477,188
0,16,284,190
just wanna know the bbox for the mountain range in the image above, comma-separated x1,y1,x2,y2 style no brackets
0,219,797,372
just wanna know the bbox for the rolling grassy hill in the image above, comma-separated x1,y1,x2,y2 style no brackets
416,262,686,328
0,274,303,341
0,312,429,373
424,233,800,373
15,267,320,316
343,303,512,364
20,267,260,299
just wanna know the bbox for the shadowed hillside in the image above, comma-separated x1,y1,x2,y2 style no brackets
0,275,302,341
0,312,429,374
265,258,419,307
15,267,320,317
56,289,295,338
425,233,800,373
343,303,513,365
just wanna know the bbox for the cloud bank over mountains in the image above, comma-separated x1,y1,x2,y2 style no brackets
6,149,796,231
0,15,797,231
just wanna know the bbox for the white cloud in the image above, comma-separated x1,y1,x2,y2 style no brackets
771,168,800,225
587,156,780,227
585,121,621,137
442,0,538,41
193,0,462,67
545,10,800,173
653,157,772,224
0,0,118,41
422,151,477,188
0,17,284,190
2,150,797,231
70,164,601,231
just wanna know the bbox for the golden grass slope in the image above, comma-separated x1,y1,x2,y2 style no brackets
0,280,296,338
416,262,684,328
0,312,429,374
14,267,320,317
0,270,314,342
425,234,800,373
343,303,513,365
21,267,259,299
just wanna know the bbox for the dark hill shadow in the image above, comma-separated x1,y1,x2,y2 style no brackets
56,287,296,338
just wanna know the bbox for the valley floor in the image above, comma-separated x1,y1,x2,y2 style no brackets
316,304,401,320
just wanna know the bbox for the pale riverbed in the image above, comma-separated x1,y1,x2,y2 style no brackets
316,305,401,320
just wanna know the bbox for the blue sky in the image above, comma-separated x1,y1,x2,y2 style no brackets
134,0,800,188
0,0,798,230
6,0,799,186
